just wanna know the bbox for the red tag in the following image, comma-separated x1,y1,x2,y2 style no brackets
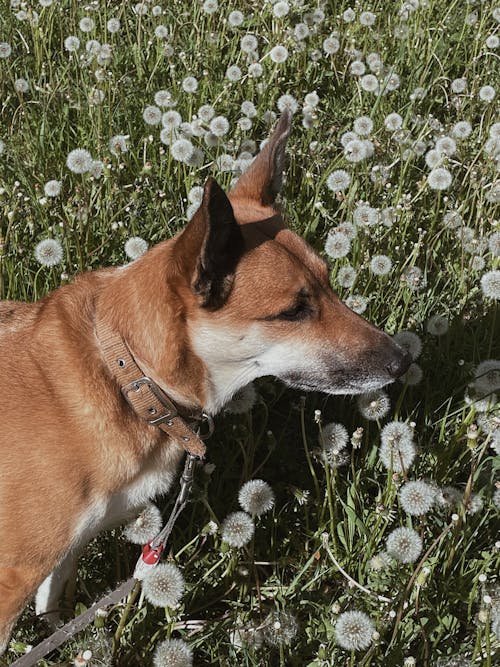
141,541,164,565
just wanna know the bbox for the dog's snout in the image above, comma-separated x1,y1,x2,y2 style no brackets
386,350,412,379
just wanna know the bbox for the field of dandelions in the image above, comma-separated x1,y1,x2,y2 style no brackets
1,0,500,665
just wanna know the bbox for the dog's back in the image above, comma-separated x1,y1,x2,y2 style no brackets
0,301,41,338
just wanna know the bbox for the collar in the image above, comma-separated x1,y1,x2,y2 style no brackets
95,317,207,459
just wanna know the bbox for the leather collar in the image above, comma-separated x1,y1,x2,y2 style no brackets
95,318,207,458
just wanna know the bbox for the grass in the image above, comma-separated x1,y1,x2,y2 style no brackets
0,0,499,665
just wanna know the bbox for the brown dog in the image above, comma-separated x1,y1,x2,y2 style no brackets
0,111,410,652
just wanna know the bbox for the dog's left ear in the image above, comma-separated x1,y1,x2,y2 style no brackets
192,177,245,310
230,110,293,206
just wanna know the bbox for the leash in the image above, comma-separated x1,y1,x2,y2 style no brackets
10,452,202,667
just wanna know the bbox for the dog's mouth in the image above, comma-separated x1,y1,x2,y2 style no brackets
279,357,411,396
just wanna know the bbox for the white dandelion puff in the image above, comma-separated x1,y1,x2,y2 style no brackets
370,255,392,276
123,503,163,544
35,239,63,267
64,35,80,52
334,610,374,651
426,314,449,336
44,180,62,197
473,360,500,394
360,74,379,93
143,105,162,126
142,563,185,608
326,169,351,192
393,331,422,360
263,611,298,647
345,294,368,314
353,116,373,136
109,134,129,156
479,85,496,102
386,527,422,563
229,10,244,27
428,167,452,190
170,138,195,162
269,45,289,63
209,116,230,137
384,112,403,131
324,231,351,259
221,512,254,548
153,638,193,667
182,76,198,93
379,421,416,472
357,390,391,421
399,480,435,515
344,139,367,162
323,35,340,54
238,480,275,517
480,271,500,300
124,236,148,260
0,42,12,58
277,94,298,114
337,266,357,288
66,148,92,174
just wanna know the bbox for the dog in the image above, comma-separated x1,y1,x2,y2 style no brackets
0,110,411,652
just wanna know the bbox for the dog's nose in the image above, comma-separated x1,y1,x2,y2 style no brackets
386,350,412,378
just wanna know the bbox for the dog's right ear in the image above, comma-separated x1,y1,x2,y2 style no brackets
189,178,245,310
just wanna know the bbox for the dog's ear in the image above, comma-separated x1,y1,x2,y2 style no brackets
192,177,245,310
230,110,292,206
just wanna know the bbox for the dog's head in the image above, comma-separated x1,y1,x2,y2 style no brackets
169,111,411,413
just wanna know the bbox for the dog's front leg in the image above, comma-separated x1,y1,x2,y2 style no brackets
35,550,79,627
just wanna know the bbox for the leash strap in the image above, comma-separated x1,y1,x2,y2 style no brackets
10,453,200,667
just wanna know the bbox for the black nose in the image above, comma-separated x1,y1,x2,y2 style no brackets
386,350,412,378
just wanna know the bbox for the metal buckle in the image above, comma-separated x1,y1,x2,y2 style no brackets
121,376,178,425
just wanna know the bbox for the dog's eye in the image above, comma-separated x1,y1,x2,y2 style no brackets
275,301,310,321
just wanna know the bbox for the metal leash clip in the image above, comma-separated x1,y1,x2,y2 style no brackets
133,452,199,580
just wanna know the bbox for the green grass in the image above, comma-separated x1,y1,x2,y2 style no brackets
1,0,499,665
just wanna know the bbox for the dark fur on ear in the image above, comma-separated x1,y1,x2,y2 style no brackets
192,178,245,309
230,110,293,206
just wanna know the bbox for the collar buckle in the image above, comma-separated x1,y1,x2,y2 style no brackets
121,376,178,425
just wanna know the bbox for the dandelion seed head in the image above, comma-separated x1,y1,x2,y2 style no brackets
399,480,435,515
153,638,192,667
336,266,357,288
226,64,242,81
0,42,12,58
66,148,92,174
360,74,379,93
353,116,373,136
370,254,392,276
202,0,218,14
401,266,426,291
323,35,340,54
142,563,185,608
263,611,298,646
182,76,198,93
269,45,288,63
451,77,467,93
143,105,162,126
426,314,449,336
452,121,472,139
350,60,366,76
326,169,351,192
345,294,368,314
428,167,452,190
473,359,500,394
273,2,290,18
344,139,368,162
109,134,129,156
123,503,163,544
221,511,254,547
44,180,61,197
35,239,63,267
480,270,500,300
357,390,391,420
64,35,80,52
238,479,275,517
228,10,244,27
479,85,496,102
392,331,422,360
379,421,416,472
124,236,148,260
324,231,351,259
170,138,195,162
334,610,374,651
386,526,422,563
360,11,376,27
320,422,349,452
